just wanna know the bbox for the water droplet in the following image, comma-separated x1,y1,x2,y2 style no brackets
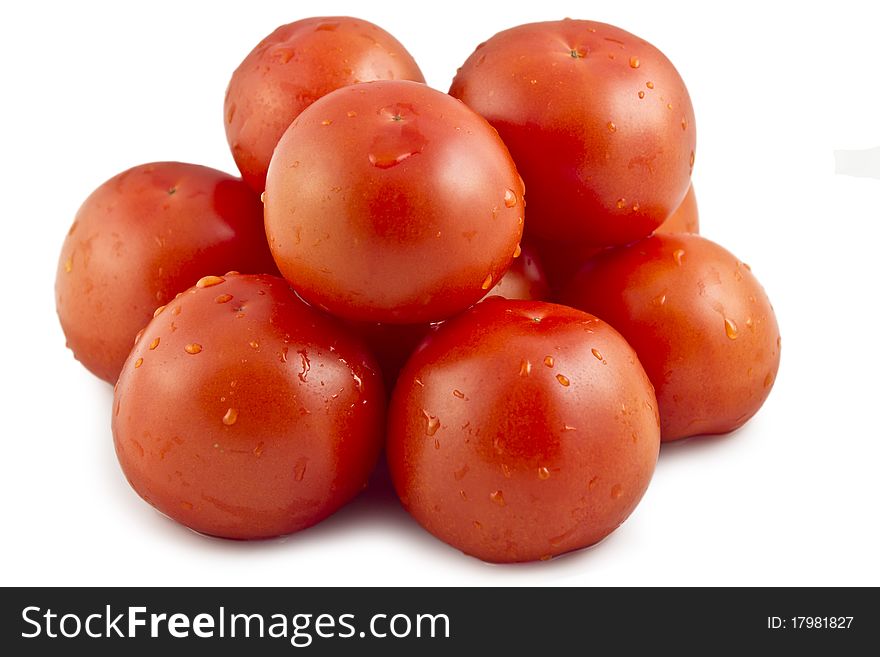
347,110,357,118
298,350,310,381
184,343,202,355
629,55,640,68
764,372,774,388
607,121,617,133
353,373,363,391
689,151,696,168
646,81,654,89
513,243,522,258
481,273,493,290
504,189,517,208
519,359,532,377
222,408,238,426
260,191,266,204
616,198,626,209
638,90,645,99
215,293,233,304
589,476,598,491
321,119,332,126
415,378,425,387
64,258,72,273
666,103,673,110
543,355,554,368
538,466,551,480
591,348,603,361
453,389,465,399
134,329,145,345
724,318,739,340
153,305,166,318
196,275,225,288
134,357,143,368
681,118,688,131
454,464,469,481
562,424,576,432
611,484,623,499
530,79,537,84
249,340,259,350
673,249,685,266
171,305,181,316
556,374,570,387
422,410,440,436
294,458,308,481
653,293,667,306
489,490,505,506
253,442,264,457
434,439,441,450
632,202,640,211
149,337,160,350
473,520,482,529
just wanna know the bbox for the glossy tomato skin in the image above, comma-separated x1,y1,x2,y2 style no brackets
450,20,695,246
112,274,385,540
562,234,780,441
347,320,436,393
387,299,660,563
56,162,277,383
225,16,425,193
265,80,524,324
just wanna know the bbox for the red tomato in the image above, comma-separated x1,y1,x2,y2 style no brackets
450,19,695,246
348,320,436,392
225,16,425,193
562,234,780,441
113,274,385,539
264,80,524,324
530,183,700,294
387,299,660,563
56,162,277,383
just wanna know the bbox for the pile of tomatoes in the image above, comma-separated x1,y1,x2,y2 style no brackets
56,17,780,563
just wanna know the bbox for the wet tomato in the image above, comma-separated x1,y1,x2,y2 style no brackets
450,19,695,246
562,234,780,441
112,274,385,539
225,16,424,193
56,162,277,383
264,80,524,324
387,298,660,563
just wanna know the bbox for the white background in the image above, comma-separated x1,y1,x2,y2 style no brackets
1,0,878,586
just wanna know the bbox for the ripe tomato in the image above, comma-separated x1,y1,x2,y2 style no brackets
264,80,524,324
112,274,385,539
387,299,660,563
450,19,695,246
225,16,425,193
56,162,277,383
562,234,780,441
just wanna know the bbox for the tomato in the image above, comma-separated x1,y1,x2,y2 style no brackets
450,19,695,246
264,80,524,324
112,273,385,539
225,16,425,193
562,234,780,441
55,162,277,383
657,182,699,235
387,298,660,563
484,241,549,301
529,183,700,294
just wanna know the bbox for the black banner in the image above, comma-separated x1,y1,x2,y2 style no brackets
1,587,874,654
